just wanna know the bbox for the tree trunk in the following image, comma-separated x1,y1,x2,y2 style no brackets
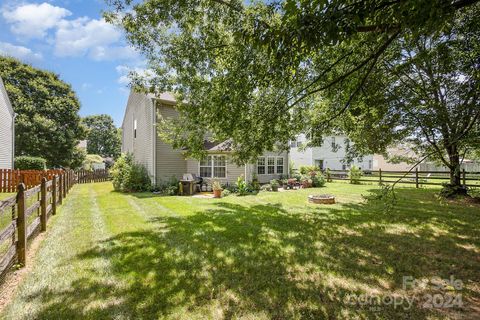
445,143,467,196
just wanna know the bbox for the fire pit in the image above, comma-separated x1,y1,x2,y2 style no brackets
308,194,335,204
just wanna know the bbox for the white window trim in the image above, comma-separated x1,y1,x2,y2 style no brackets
198,155,227,179
257,156,284,175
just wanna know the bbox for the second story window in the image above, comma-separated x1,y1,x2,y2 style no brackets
133,119,137,139
331,137,335,148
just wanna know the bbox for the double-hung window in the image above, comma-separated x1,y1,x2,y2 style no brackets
276,157,284,174
199,155,226,178
257,157,266,174
267,157,276,174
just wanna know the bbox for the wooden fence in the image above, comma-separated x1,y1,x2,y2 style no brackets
0,169,109,192
76,169,110,184
327,168,480,187
0,171,75,281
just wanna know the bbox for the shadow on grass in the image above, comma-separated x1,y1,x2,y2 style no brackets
26,188,480,319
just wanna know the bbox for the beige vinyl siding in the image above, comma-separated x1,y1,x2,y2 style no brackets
155,104,187,184
121,91,155,181
254,151,288,183
0,78,14,169
186,155,246,185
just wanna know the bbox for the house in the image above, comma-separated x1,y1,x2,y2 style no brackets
0,76,15,169
121,91,287,185
290,134,415,171
289,134,374,170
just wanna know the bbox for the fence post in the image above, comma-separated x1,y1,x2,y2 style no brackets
58,174,63,205
41,177,47,231
379,169,382,185
415,167,419,188
63,172,67,199
462,169,466,186
52,175,57,215
17,183,27,266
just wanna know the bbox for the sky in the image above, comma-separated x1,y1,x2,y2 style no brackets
0,0,143,127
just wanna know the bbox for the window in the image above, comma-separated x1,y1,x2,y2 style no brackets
133,119,137,139
315,159,324,170
331,137,335,148
199,155,227,178
199,156,212,178
276,157,284,174
213,156,226,178
342,164,347,170
368,160,373,169
257,157,265,174
344,138,350,145
296,141,302,148
289,140,296,148
267,157,275,174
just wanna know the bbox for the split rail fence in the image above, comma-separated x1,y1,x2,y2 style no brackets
0,168,110,283
327,168,480,187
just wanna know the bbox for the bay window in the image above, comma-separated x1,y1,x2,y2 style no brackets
257,157,265,174
276,157,284,174
267,157,275,174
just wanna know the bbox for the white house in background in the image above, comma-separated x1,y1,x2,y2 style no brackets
0,76,15,169
290,134,416,171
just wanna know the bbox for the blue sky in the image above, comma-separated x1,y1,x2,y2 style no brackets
0,0,143,127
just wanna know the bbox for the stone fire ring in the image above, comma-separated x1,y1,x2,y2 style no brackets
308,194,335,204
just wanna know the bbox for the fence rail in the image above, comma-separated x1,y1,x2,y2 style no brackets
0,169,109,192
326,168,480,187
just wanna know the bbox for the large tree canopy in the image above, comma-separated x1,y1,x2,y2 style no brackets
0,57,86,168
106,0,479,171
83,114,121,158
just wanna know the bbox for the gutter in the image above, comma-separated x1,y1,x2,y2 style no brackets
152,98,157,185
12,113,17,169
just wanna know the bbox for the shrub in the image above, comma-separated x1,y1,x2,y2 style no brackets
348,165,363,184
299,165,317,175
111,153,151,192
14,156,46,170
82,154,104,171
311,173,326,187
156,176,180,195
270,179,279,191
260,184,272,191
236,175,249,195
221,189,232,197
325,168,333,182
439,183,468,198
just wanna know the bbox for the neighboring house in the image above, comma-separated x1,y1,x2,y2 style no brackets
77,140,88,151
289,134,374,170
420,159,480,172
121,91,287,185
0,77,15,169
290,134,415,171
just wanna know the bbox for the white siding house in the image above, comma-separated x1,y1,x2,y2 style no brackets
289,134,374,171
0,77,14,169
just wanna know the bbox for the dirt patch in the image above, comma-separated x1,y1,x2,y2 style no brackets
0,231,46,312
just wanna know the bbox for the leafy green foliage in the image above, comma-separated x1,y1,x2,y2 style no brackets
299,166,317,175
82,154,104,171
14,156,46,170
106,0,478,165
83,115,121,159
236,175,249,196
69,148,87,170
348,165,363,184
311,173,326,187
111,154,151,192
0,56,85,167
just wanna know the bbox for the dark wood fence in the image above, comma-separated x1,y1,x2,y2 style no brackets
76,169,109,184
327,168,480,187
0,169,109,192
0,171,74,281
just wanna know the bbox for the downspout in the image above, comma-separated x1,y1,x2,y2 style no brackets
12,113,17,169
152,99,157,185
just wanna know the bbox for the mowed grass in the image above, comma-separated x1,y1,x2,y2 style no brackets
2,182,479,319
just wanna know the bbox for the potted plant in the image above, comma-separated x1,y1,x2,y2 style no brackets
212,180,223,198
270,179,279,191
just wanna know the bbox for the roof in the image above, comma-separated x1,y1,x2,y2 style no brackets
204,139,233,152
0,76,14,116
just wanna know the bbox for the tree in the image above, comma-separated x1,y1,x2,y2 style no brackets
320,9,479,189
83,114,121,158
106,0,479,191
0,57,86,168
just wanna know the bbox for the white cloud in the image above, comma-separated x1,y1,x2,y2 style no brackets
116,64,151,86
2,3,71,38
0,41,43,61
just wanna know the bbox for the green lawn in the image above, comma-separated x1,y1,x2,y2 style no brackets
2,182,479,319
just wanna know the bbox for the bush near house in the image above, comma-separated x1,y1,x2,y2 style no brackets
14,156,46,170
348,165,363,184
110,153,151,192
